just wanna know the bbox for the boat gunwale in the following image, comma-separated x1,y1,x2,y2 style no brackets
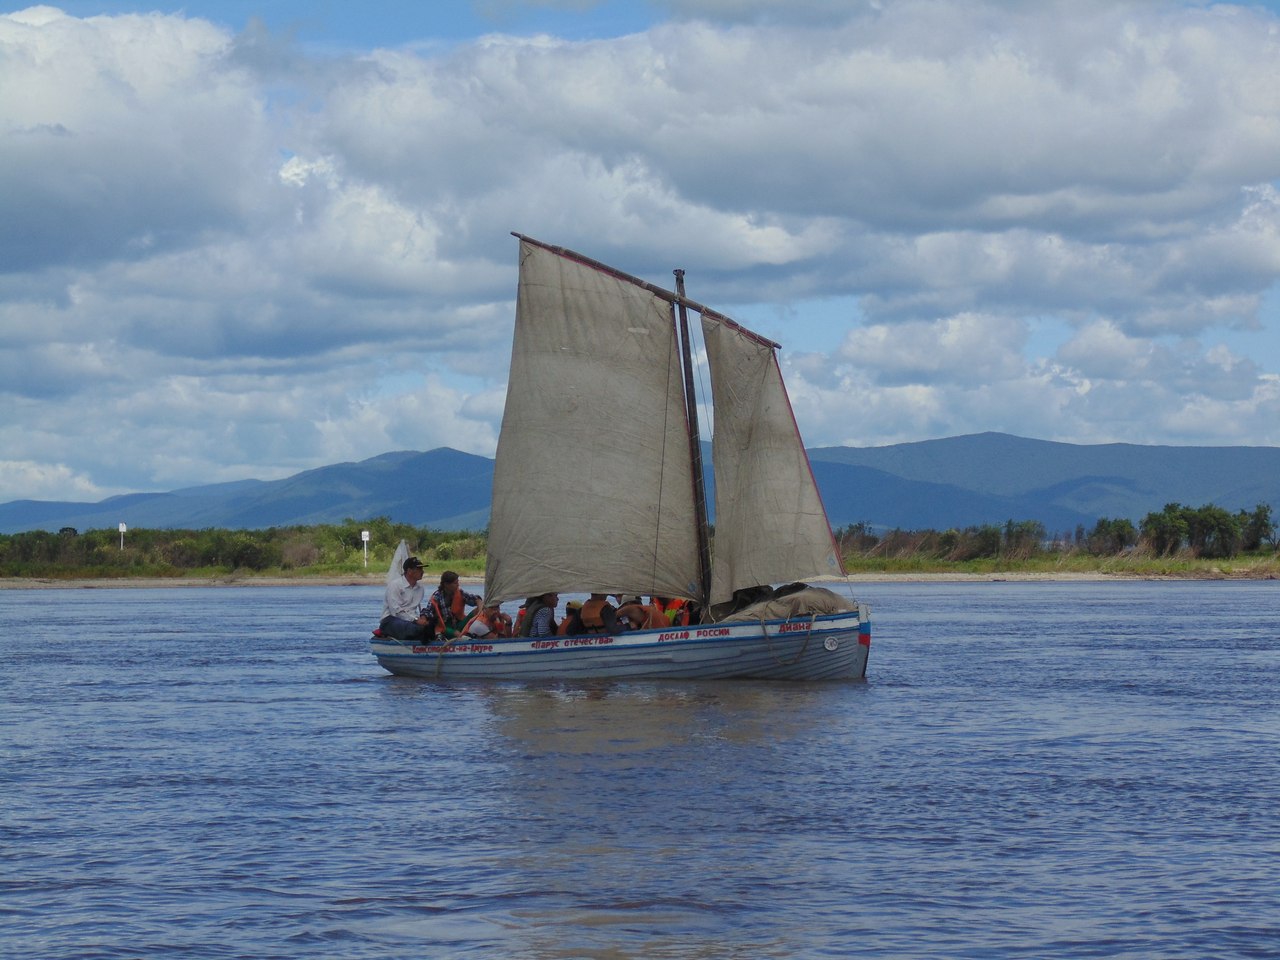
370,608,868,661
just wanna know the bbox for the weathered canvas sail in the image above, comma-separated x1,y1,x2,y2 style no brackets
702,315,845,606
483,239,702,605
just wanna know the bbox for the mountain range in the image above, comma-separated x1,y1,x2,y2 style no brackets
3,433,1277,535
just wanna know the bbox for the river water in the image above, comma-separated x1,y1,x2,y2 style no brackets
2,580,1278,959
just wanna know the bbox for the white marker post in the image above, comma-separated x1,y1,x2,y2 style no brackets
361,530,370,568
119,522,127,550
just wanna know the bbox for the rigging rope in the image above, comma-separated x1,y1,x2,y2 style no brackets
758,613,816,667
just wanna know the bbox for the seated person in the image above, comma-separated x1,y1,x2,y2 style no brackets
519,591,560,637
513,599,532,635
460,601,512,639
379,556,430,642
579,593,619,634
557,599,585,636
640,596,670,629
621,597,667,630
616,596,649,630
424,570,482,640
655,596,691,626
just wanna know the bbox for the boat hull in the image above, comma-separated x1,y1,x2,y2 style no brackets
370,605,870,681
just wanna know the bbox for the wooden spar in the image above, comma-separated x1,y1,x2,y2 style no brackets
512,232,781,349
674,268,713,616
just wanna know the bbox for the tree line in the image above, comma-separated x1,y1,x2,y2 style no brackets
1,501,1275,578
0,518,483,578
834,502,1277,562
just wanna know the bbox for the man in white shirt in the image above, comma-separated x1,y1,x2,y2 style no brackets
380,556,430,642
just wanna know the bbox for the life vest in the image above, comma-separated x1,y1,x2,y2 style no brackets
431,586,467,630
430,586,471,640
661,598,690,626
580,597,609,632
461,608,511,638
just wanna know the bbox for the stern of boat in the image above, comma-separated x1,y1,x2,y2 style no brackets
856,601,871,679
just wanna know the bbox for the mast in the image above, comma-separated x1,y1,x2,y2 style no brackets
674,268,712,616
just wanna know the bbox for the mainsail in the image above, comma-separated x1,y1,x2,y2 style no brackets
484,236,844,612
702,316,845,606
483,239,702,605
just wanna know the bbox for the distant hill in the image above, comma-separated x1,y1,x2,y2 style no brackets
807,461,1098,533
807,432,1280,528
0,449,494,534
2,434,1277,534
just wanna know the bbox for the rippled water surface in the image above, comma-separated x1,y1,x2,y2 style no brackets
3,581,1279,958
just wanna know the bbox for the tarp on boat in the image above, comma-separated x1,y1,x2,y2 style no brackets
718,586,855,622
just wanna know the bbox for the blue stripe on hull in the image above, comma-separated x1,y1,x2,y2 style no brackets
370,610,870,682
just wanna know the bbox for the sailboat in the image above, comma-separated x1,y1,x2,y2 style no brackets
370,234,870,680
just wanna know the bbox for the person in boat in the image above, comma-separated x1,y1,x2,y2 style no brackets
579,593,620,634
379,555,430,642
460,601,512,640
557,599,585,636
655,596,691,627
512,599,531,635
641,596,671,629
424,570,482,641
616,597,643,629
617,596,667,630
518,591,559,637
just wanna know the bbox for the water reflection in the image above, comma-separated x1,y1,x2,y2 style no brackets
477,680,843,753
433,680,868,957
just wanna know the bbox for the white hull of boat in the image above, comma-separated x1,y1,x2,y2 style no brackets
371,605,870,682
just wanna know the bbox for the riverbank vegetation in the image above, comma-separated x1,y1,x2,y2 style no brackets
0,519,485,581
1,502,1276,581
834,502,1279,578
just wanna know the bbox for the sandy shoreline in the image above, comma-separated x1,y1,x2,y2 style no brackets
3,570,1270,590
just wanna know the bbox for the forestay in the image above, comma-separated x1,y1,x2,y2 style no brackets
702,315,844,607
483,240,703,605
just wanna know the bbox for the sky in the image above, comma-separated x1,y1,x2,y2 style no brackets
4,0,1280,504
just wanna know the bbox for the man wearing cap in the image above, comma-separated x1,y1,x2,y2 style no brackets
380,556,430,642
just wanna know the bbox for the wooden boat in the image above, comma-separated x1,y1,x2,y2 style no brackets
371,234,870,680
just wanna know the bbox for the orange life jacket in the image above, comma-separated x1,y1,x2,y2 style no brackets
431,586,466,625
661,598,690,626
462,608,511,638
581,598,609,631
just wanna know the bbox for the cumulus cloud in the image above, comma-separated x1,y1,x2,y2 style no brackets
0,458,117,503
0,7,275,272
3,0,1280,505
